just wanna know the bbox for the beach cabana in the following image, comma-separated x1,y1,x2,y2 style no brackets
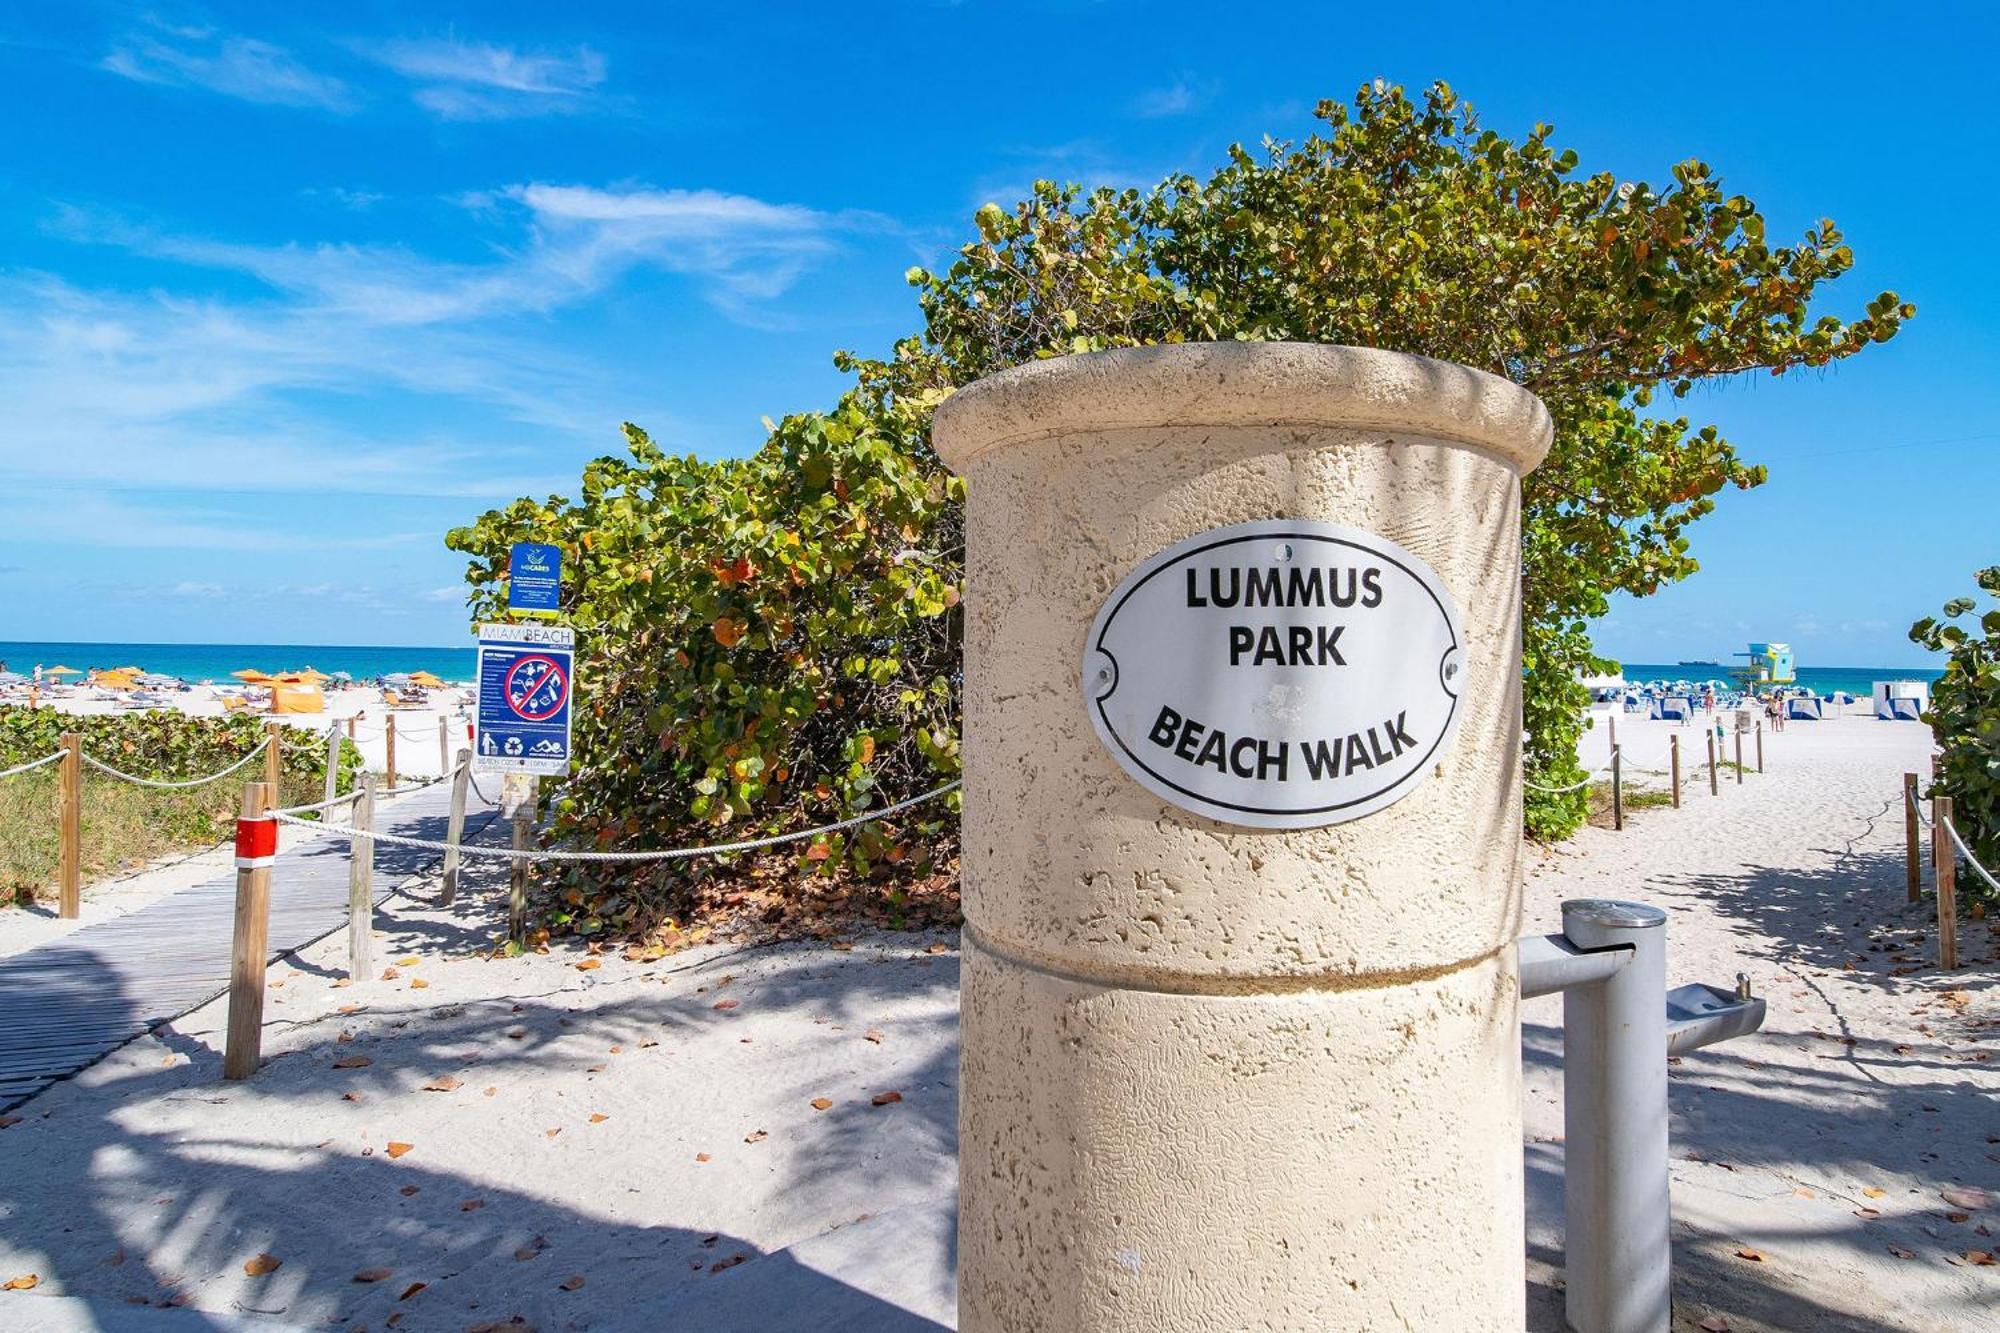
270,683,326,714
1785,695,1824,720
1651,694,1693,722
1874,680,1929,721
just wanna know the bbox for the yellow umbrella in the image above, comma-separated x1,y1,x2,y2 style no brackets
44,665,79,676
232,669,273,683
407,671,446,688
292,668,330,682
96,670,138,690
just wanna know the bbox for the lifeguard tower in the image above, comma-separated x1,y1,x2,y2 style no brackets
1733,642,1795,693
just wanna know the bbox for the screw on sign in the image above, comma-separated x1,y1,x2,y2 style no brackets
504,655,569,721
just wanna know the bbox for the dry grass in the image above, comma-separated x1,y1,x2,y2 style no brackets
0,770,325,907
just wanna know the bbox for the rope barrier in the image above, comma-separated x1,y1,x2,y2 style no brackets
270,790,363,818
81,736,272,790
267,778,963,863
0,751,64,781
1940,815,2000,893
1906,785,1934,828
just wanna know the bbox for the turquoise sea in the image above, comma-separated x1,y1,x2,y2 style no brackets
0,641,478,685
1620,662,1942,697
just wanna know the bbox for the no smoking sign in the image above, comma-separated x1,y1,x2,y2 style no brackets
475,623,576,775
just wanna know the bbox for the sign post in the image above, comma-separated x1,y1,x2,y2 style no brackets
472,623,575,777
506,542,563,619
934,344,1553,1332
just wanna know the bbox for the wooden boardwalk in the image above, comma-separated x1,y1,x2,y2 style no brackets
0,784,500,1111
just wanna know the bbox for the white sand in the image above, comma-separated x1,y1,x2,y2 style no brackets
0,705,1992,1331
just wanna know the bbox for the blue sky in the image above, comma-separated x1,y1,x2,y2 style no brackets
1,3,1990,668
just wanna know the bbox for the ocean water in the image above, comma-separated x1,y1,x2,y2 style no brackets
1620,662,1941,697
0,641,477,685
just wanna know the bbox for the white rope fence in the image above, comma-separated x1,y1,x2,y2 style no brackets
1907,785,1999,893
0,751,64,781
268,777,963,864
81,736,272,789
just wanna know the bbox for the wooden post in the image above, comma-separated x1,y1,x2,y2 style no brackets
385,716,397,792
223,782,276,1080
437,721,449,780
346,715,356,741
57,732,81,919
1932,795,1958,970
1905,773,1922,903
1733,729,1744,784
262,721,282,797
1607,713,1617,759
1755,722,1764,774
322,723,341,809
508,814,530,947
1669,734,1682,809
348,773,376,981
441,750,471,904
1706,732,1719,795
1610,745,1624,831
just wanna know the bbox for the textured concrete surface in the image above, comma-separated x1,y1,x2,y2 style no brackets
935,343,1552,1331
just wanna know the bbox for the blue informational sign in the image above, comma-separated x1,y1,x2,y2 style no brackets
474,623,575,775
507,542,563,618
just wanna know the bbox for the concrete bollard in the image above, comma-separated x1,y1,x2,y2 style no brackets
935,343,1552,1331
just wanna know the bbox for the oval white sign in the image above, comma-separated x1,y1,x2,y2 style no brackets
1083,519,1465,829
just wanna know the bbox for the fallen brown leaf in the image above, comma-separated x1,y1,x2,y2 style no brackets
342,1092,363,1103
398,1185,419,1197
546,1128,562,1139
810,1098,833,1111
243,1253,283,1277
713,998,739,1011
0,1116,23,1129
409,978,430,990
1862,1187,1887,1199
337,1002,360,1012
333,1055,372,1069
575,959,601,971
422,1074,462,1093
863,1030,883,1044
694,1152,711,1163
927,942,950,954
1734,1248,1764,1263
385,1141,414,1159
589,1113,609,1124
460,1199,485,1212
1942,1186,1991,1210
744,1129,768,1143
1888,1244,1916,1260
2,1274,39,1291
1968,1250,1997,1266
354,1267,393,1283
1699,1318,1731,1333
871,1091,902,1106
396,1281,427,1300
559,1274,585,1291
395,956,420,967
380,968,400,981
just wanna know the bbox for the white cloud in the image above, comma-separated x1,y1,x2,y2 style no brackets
360,37,605,120
102,22,353,111
1132,78,1213,119
423,585,467,603
172,580,225,597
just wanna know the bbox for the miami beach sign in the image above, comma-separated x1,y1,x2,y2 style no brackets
1083,519,1465,829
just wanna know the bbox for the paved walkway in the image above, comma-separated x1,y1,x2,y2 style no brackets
0,783,499,1110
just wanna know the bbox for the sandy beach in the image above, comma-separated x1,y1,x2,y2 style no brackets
0,704,1992,1330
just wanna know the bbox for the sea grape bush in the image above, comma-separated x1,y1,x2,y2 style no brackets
1910,567,2000,901
447,400,963,935
451,81,1909,933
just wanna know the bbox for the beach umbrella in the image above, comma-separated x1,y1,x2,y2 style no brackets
382,673,413,685
232,669,273,683
0,671,26,686
293,668,330,682
96,670,139,690
407,671,446,688
136,673,179,685
330,671,353,683
44,665,79,676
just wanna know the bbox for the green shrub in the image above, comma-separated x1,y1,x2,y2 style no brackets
1910,568,2000,901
